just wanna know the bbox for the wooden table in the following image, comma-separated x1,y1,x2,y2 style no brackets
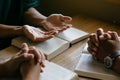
51,15,120,80
1,15,120,80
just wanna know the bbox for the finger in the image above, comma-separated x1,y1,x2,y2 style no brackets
16,43,29,56
40,35,54,41
88,40,97,52
44,30,58,35
39,51,46,67
90,33,99,47
60,15,72,22
21,43,29,53
56,26,68,32
35,35,54,42
103,33,112,40
97,28,104,39
13,53,34,63
29,47,42,63
110,31,119,41
63,24,72,28
87,47,97,60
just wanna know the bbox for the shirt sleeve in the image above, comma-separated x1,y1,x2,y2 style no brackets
23,0,40,11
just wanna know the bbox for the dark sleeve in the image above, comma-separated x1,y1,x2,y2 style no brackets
23,0,40,11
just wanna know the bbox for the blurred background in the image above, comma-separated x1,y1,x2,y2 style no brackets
37,0,120,25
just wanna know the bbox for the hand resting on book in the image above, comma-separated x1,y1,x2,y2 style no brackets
0,43,45,80
87,28,120,74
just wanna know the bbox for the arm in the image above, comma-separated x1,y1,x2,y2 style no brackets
21,60,41,80
24,7,72,31
113,56,120,73
24,7,47,26
0,24,24,38
0,62,8,77
0,24,55,42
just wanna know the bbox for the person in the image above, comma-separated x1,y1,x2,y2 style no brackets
0,43,45,80
0,0,72,49
87,28,120,73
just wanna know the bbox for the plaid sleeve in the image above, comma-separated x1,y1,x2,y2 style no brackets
23,0,40,11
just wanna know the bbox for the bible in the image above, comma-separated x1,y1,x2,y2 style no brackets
74,44,120,80
12,27,89,60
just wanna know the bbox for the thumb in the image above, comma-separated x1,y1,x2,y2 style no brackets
21,43,29,53
97,28,104,40
60,15,72,22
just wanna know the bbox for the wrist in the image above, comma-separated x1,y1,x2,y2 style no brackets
13,26,24,36
112,56,120,73
0,58,12,76
104,51,120,69
40,18,47,27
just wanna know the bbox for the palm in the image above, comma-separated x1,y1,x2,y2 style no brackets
23,25,55,42
41,14,72,31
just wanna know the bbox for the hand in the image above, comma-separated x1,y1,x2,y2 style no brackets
20,43,45,80
21,43,45,66
88,28,120,62
4,43,45,77
41,14,72,32
4,43,34,77
20,59,42,80
23,25,56,42
96,31,120,62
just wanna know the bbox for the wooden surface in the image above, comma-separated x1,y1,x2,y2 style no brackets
1,15,120,80
71,15,120,35
51,15,120,80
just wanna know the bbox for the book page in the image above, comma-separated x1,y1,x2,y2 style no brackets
75,54,120,80
56,27,89,44
39,61,79,80
82,43,89,53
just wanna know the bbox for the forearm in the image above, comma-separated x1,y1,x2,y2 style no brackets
22,62,41,80
0,62,8,77
24,7,47,27
113,56,120,74
0,24,24,38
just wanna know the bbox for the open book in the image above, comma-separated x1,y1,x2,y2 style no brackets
12,27,89,60
12,37,69,60
56,27,89,44
74,53,120,80
0,46,79,80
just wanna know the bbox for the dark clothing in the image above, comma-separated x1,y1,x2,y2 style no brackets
0,0,39,25
0,0,39,49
